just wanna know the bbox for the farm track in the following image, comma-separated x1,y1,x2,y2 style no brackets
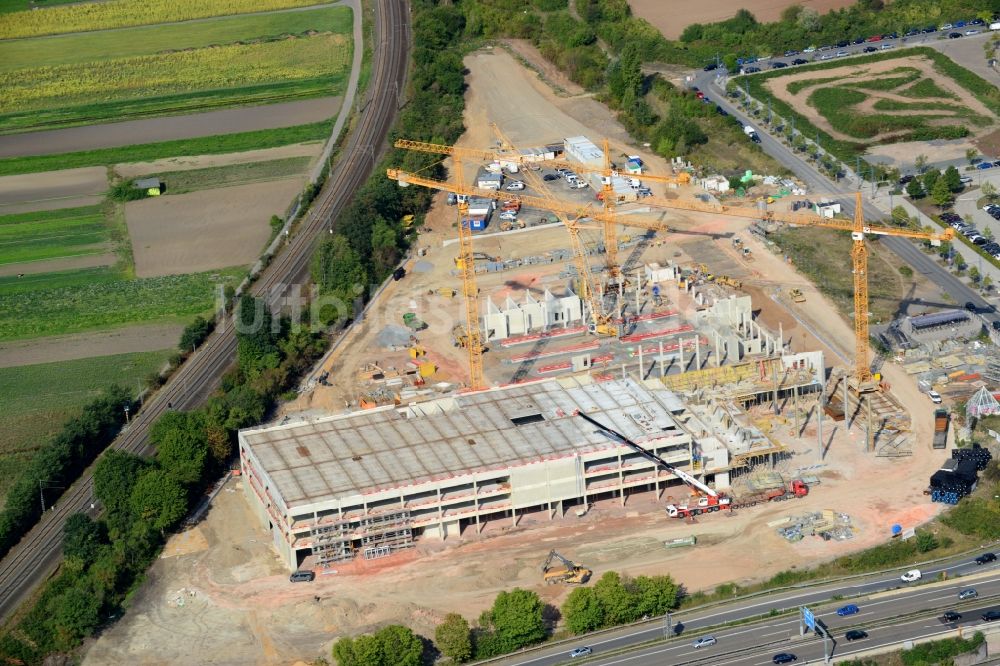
0,0,409,625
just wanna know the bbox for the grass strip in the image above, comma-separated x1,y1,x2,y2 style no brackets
0,205,110,265
0,120,330,177
148,156,312,194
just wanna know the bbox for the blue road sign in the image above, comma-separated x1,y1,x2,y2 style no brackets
802,607,816,631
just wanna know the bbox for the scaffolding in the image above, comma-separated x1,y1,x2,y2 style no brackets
311,509,415,566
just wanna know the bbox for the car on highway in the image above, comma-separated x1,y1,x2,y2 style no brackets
901,569,923,581
569,646,592,658
982,610,1000,622
940,610,963,623
289,570,315,583
773,653,798,664
837,604,860,616
863,46,878,52
959,588,979,600
692,636,718,648
845,629,868,641
949,32,962,38
978,552,1000,565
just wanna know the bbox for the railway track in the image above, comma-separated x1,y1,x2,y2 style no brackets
0,0,410,624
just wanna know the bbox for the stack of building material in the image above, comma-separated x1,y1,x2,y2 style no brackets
952,444,993,471
929,457,979,504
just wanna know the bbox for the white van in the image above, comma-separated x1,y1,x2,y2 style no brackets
991,22,1000,30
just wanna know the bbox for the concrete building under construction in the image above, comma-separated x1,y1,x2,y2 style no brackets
238,374,798,570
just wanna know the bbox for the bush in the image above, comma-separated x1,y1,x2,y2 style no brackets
179,315,214,351
901,631,984,666
108,180,150,202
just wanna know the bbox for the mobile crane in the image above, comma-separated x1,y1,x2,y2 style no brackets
541,549,592,585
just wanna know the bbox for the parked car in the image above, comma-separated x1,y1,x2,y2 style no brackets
542,174,559,182
792,58,808,65
899,174,915,184
784,50,800,56
881,43,894,49
982,611,1000,622
940,611,963,623
853,37,866,44
863,45,878,52
504,181,525,191
959,588,979,600
940,23,954,30
901,569,923,581
922,26,937,33
955,20,967,28
743,66,761,73
905,29,920,36
977,161,994,169
845,630,868,641
569,647,593,658
773,654,798,664
499,211,518,221
837,604,860,616
703,63,718,71
949,32,963,38
867,34,882,41
965,29,980,35
289,570,315,583
971,18,985,25
836,50,849,57
818,54,835,60
772,61,788,68
966,302,978,312
692,636,718,648
927,391,942,404
803,45,817,53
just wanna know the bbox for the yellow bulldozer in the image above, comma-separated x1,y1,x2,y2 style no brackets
541,550,592,585
717,275,742,289
789,289,806,303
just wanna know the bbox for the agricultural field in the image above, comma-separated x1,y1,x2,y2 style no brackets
0,266,243,340
0,205,111,268
145,156,312,195
0,0,322,39
0,349,172,504
743,48,1000,159
0,33,351,133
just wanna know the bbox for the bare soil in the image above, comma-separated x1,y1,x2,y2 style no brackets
763,55,997,143
500,40,587,97
0,251,117,278
115,142,323,179
0,97,340,159
866,138,977,168
84,43,951,666
126,179,304,277
0,322,183,368
0,167,106,214
629,0,856,40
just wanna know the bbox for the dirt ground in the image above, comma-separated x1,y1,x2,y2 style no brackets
126,179,304,277
0,251,117,278
866,137,977,169
0,322,183,368
629,0,855,40
115,142,324,179
84,44,952,666
0,97,340,159
0,166,106,215
762,55,997,143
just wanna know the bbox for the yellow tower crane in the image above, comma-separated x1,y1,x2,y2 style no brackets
451,154,484,390
386,166,952,390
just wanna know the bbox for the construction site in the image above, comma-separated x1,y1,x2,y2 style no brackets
86,47,996,666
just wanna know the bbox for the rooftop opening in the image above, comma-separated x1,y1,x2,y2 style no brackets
510,413,545,426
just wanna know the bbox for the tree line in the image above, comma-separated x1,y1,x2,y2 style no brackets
331,571,679,665
0,296,326,663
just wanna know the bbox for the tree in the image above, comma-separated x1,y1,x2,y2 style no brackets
236,295,280,378
47,585,101,651
484,588,546,654
435,613,471,663
332,625,423,666
970,266,981,283
983,181,998,201
905,178,924,199
915,531,939,553
94,450,152,517
62,513,107,565
914,154,928,173
593,571,639,626
796,6,820,30
632,575,680,618
179,316,214,352
561,587,604,634
983,275,994,292
370,217,401,278
922,169,940,193
966,148,979,165
943,165,963,193
311,234,368,321
128,469,187,532
931,178,953,208
151,411,209,486
984,226,994,242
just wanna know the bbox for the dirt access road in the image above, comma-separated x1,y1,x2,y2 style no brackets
629,0,855,40
0,97,340,159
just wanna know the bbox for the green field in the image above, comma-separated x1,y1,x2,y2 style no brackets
0,6,350,72
0,266,243,340
150,156,311,194
0,349,172,503
0,33,350,133
0,205,110,267
0,0,323,38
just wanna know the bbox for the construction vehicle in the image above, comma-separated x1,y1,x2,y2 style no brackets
499,219,526,231
454,251,498,271
717,275,742,289
402,312,426,331
732,237,744,249
451,324,485,351
933,409,949,450
789,289,806,303
576,412,808,519
541,550,592,585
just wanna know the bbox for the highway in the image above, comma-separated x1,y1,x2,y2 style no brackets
0,0,410,624
507,554,999,665
691,67,1000,334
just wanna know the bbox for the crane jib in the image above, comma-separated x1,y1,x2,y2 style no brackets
575,411,679,473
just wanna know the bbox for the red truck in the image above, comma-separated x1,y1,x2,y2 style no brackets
665,480,809,518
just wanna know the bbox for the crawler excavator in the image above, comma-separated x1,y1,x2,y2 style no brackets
541,550,593,585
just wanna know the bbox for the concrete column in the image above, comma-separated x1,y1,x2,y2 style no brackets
511,507,518,527
679,338,685,371
779,322,784,353
659,340,665,377
695,336,701,369
714,332,721,367
638,345,644,377
844,376,851,432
